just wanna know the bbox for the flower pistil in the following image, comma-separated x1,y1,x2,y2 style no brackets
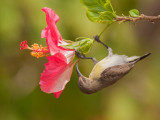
20,41,50,58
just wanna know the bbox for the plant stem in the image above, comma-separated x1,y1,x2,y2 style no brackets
98,23,112,37
115,14,160,23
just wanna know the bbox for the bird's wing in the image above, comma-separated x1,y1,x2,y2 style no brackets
99,63,135,86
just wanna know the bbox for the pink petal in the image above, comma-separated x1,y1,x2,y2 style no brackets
44,29,67,56
39,53,75,98
54,90,63,98
41,7,75,63
41,27,49,38
42,7,60,24
41,7,70,57
41,7,62,46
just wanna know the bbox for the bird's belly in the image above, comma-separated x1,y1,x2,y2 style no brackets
89,55,127,80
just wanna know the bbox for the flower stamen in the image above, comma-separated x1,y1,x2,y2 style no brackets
20,41,50,58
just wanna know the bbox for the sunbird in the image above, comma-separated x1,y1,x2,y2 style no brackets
76,36,151,94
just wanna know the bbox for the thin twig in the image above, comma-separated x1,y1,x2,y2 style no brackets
98,23,112,37
115,14,160,23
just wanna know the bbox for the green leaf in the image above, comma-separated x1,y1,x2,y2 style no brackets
81,0,116,23
61,38,94,55
129,9,140,17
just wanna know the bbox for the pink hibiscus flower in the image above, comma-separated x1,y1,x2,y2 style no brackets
20,7,75,98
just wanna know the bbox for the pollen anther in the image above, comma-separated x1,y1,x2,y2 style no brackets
20,41,50,58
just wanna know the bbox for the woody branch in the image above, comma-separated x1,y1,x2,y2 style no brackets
115,14,160,23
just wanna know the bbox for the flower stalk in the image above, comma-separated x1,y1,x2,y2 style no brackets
98,23,112,38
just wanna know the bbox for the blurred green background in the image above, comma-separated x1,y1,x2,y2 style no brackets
0,0,160,120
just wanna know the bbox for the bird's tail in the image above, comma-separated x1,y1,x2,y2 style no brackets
138,53,151,61
128,53,151,63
